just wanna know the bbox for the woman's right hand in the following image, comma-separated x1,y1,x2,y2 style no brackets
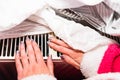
15,38,54,80
48,37,84,69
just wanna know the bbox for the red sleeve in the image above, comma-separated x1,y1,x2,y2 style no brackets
98,44,120,74
112,55,120,72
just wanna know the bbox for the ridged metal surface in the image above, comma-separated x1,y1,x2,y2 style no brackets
0,33,61,62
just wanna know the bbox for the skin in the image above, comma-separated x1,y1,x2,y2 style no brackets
15,37,83,80
48,37,83,69
15,38,54,80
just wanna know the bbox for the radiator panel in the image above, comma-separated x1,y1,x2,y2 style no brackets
0,33,61,62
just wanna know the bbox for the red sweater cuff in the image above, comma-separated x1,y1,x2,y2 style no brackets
98,44,120,74
112,55,120,72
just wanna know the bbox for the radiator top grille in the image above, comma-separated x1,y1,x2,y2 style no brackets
0,33,61,62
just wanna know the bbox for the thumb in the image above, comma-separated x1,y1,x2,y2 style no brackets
47,55,54,76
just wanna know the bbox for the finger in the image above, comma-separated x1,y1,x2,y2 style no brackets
19,41,29,68
15,51,23,79
47,55,54,76
61,55,80,69
48,42,78,56
32,40,44,63
49,38,70,48
26,38,36,63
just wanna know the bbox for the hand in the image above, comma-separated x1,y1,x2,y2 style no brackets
15,38,54,80
48,37,83,69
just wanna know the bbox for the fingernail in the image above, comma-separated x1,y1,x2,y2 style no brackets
48,36,54,41
26,36,30,40
49,54,52,59
48,38,52,41
60,55,64,60
21,41,24,44
47,41,50,44
16,50,19,54
31,39,34,42
50,54,52,59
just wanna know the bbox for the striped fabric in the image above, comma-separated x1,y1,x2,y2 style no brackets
54,2,120,43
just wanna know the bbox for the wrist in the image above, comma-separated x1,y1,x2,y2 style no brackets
22,74,57,80
80,45,109,78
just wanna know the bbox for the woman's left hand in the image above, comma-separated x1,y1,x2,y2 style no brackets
48,37,83,69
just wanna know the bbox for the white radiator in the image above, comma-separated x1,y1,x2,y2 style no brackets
0,33,61,62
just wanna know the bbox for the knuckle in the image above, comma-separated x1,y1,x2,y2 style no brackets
21,54,27,58
58,46,64,51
